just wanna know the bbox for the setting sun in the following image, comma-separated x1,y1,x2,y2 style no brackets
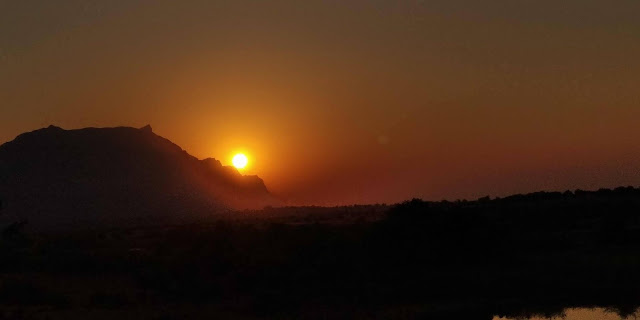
232,153,248,169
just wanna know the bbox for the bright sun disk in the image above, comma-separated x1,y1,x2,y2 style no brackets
232,153,248,169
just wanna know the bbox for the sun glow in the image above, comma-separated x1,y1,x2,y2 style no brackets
232,153,248,169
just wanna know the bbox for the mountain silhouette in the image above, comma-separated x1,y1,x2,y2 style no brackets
0,125,279,230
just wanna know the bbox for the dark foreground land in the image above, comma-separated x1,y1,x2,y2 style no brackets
2,187,640,319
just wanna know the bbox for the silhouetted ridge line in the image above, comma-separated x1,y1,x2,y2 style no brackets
0,125,279,230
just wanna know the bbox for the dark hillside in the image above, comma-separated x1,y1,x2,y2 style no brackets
1,187,640,318
0,125,278,230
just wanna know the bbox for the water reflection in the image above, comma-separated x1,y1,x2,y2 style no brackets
494,308,639,320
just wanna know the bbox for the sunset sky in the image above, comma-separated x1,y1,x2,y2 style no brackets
2,0,640,205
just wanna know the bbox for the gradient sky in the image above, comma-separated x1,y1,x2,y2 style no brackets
2,0,640,205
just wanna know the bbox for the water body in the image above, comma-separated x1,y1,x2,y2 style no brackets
494,308,639,320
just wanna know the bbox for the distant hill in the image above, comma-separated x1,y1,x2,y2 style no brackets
0,125,279,230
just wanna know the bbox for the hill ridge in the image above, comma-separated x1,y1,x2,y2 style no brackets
0,125,278,230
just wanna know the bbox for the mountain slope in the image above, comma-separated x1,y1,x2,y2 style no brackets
0,125,278,230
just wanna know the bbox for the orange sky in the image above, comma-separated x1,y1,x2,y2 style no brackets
2,0,640,205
